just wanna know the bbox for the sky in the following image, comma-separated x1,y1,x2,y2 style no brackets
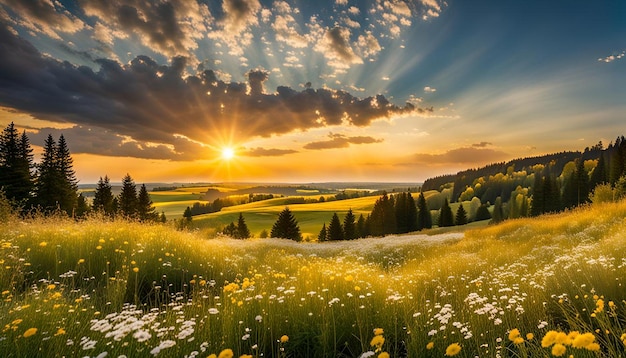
0,0,625,184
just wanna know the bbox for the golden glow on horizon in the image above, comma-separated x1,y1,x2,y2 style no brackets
221,147,235,160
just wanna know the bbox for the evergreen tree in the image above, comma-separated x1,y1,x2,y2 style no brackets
223,222,237,237
35,134,61,211
271,207,302,241
455,203,468,225
530,172,544,216
384,194,397,234
475,204,492,221
545,175,561,213
183,206,193,223
93,176,114,215
55,135,78,213
160,212,167,223
343,209,357,240
574,158,590,206
416,191,432,230
137,184,157,221
236,213,251,239
75,193,90,218
356,214,366,239
259,229,268,239
589,154,607,190
369,192,397,236
394,192,408,234
318,223,327,242
0,124,35,204
438,198,454,227
327,212,344,241
490,197,504,224
118,174,138,218
406,193,418,232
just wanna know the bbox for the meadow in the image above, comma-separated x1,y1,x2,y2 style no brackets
2,200,626,357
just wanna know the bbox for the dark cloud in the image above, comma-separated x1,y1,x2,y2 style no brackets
0,26,428,160
247,69,269,95
472,141,492,148
411,147,509,165
243,147,298,157
0,0,84,39
304,133,383,150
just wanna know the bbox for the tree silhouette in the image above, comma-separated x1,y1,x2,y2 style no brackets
327,212,344,241
34,135,61,211
438,198,454,227
318,223,327,242
0,123,34,205
236,213,251,239
55,135,78,214
416,191,432,230
343,209,357,240
455,203,468,226
118,174,138,218
93,176,114,215
356,214,366,238
271,207,302,241
490,197,505,224
475,204,491,221
137,184,157,221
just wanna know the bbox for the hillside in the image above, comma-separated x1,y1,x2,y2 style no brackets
2,200,626,356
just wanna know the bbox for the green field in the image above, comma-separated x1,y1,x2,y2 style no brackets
2,200,626,357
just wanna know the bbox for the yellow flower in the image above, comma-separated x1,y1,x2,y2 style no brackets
199,279,207,286
133,267,139,273
594,299,604,313
586,343,600,351
208,355,217,358
426,342,434,350
11,319,23,325
542,331,558,347
47,284,56,290
572,333,595,349
280,335,289,343
218,349,234,358
526,333,534,340
513,337,525,344
240,355,253,358
378,353,389,358
445,342,461,356
373,328,384,336
1,290,9,295
23,327,37,338
39,242,47,247
54,328,66,336
344,275,354,282
508,328,521,342
551,343,566,357
370,335,385,349
96,245,102,250
621,333,626,345
554,332,568,345
78,259,85,264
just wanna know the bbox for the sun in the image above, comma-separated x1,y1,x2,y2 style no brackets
221,147,235,160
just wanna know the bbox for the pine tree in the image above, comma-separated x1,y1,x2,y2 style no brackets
574,158,590,206
55,135,78,214
394,192,408,234
93,176,114,215
183,206,192,222
438,198,454,227
318,223,327,242
406,192,418,232
0,124,35,205
271,207,302,241
455,203,468,225
530,172,544,216
75,193,90,218
327,212,344,241
118,174,138,218
589,154,607,190
475,204,492,221
416,191,432,230
223,222,237,237
259,229,268,239
35,134,61,211
490,197,504,224
236,213,251,239
343,209,357,240
356,214,366,239
137,184,157,221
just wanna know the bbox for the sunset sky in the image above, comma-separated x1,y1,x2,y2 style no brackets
0,0,624,183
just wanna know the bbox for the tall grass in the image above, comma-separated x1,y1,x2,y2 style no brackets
2,201,626,357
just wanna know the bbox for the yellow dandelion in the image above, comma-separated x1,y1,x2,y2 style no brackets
11,319,23,325
39,242,47,247
445,342,461,356
208,355,217,358
551,343,566,357
586,342,600,351
572,333,595,349
240,355,253,358
199,279,207,286
373,328,384,336
47,284,56,290
78,259,85,264
280,335,289,343
51,292,61,299
370,335,385,351
218,348,234,358
426,342,434,350
594,299,604,313
378,352,389,358
133,267,139,273
542,331,558,347
527,333,534,340
1,290,9,295
508,328,521,342
620,333,626,345
554,332,568,345
54,328,66,336
344,275,354,282
23,327,37,338
96,245,102,250
513,337,525,344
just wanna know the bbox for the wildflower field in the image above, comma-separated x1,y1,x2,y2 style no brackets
2,201,626,357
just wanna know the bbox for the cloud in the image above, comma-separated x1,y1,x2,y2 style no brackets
316,26,363,69
0,26,428,160
0,0,84,40
207,0,261,56
472,141,492,148
243,147,298,157
304,133,383,150
411,147,509,165
79,0,211,60
424,86,437,93
598,50,625,63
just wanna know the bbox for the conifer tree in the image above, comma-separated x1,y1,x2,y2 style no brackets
574,158,590,206
455,203,468,225
259,229,268,239
271,207,302,241
93,176,114,215
223,222,237,237
318,223,327,242
394,192,408,234
183,206,192,222
356,214,366,239
35,134,61,211
236,213,251,239
589,154,607,190
490,197,504,224
475,204,492,221
118,174,138,218
0,123,34,203
530,172,544,216
406,192,418,232
327,212,344,241
438,198,454,227
416,191,432,230
55,135,78,213
343,209,357,240
137,184,157,221
160,212,167,223
75,193,90,218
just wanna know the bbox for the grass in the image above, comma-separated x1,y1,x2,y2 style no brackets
3,201,626,357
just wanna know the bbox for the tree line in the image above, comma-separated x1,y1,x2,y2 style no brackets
0,123,160,221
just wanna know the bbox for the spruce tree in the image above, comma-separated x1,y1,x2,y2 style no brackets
318,223,327,242
236,213,251,239
0,123,34,204
223,222,237,237
356,214,366,239
118,174,138,218
35,134,61,211
93,176,114,215
574,158,590,206
343,209,357,240
75,193,90,218
530,172,544,216
438,198,454,227
455,203,468,225
271,207,302,241
137,184,157,221
394,192,408,234
55,135,78,214
475,204,491,221
406,193,418,232
327,212,344,241
416,191,432,230
183,206,193,222
589,154,607,190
